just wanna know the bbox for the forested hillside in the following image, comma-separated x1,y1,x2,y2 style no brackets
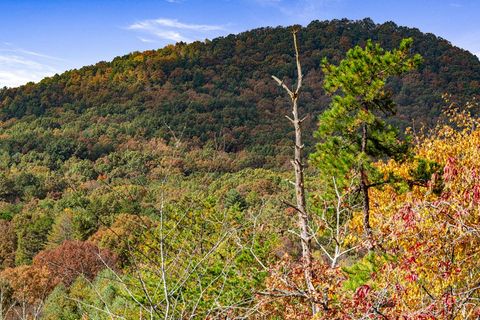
0,19,479,319
0,18,479,165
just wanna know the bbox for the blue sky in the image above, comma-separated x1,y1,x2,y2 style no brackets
0,0,479,87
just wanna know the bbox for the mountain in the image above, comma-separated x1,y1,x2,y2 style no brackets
0,18,479,167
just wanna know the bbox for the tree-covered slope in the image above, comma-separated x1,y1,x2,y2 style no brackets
0,18,479,163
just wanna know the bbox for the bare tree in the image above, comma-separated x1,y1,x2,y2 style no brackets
313,177,360,269
271,27,318,315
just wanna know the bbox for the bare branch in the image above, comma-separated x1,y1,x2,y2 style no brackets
271,75,294,97
292,29,303,94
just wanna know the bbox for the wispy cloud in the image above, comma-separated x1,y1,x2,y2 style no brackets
127,18,226,43
138,37,157,43
0,43,64,88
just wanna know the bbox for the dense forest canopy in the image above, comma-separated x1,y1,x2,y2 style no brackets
0,18,479,163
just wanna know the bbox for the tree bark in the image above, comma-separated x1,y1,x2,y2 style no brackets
360,122,373,241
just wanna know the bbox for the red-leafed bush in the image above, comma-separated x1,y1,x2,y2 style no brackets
33,240,117,287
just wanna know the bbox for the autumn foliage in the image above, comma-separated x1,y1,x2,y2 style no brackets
32,240,117,287
1,265,52,304
0,240,116,311
368,103,480,318
256,102,480,319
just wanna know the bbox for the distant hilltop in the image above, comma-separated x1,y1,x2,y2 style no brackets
0,18,479,155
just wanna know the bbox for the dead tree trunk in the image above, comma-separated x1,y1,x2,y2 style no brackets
272,28,318,315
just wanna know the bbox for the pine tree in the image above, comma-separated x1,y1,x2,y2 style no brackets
311,38,422,243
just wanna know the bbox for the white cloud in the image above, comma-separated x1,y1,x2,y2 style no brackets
0,44,63,88
138,37,157,43
127,18,225,44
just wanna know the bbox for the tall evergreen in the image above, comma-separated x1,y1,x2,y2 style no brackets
311,38,422,241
